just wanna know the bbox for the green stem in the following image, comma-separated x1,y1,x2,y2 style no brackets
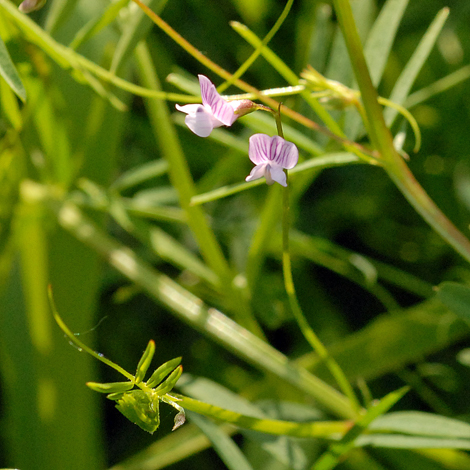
129,0,376,159
281,182,361,413
56,200,356,418
275,112,361,414
332,0,470,265
134,42,264,337
51,291,352,436
177,396,351,438
217,0,294,93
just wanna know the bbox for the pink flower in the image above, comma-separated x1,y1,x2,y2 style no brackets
246,134,298,187
176,75,247,138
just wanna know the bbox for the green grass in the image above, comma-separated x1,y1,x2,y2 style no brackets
1,0,470,469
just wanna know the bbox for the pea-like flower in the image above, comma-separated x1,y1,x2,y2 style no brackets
246,134,299,187
176,75,253,138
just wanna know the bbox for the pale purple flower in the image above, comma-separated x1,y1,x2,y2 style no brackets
246,134,299,187
176,75,248,138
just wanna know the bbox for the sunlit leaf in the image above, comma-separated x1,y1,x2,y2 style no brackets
135,340,156,383
146,357,182,388
86,381,134,394
115,390,160,434
154,365,183,395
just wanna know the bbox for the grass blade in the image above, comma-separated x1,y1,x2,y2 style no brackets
0,32,26,101
384,8,449,127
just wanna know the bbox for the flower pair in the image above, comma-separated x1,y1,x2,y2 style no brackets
176,75,298,187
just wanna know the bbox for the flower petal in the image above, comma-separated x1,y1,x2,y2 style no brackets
270,136,299,169
245,163,267,183
198,75,236,126
248,134,273,164
175,103,202,115
267,164,287,187
184,106,216,137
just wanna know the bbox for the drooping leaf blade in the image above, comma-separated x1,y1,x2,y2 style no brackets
0,33,26,101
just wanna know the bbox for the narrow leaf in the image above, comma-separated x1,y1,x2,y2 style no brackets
110,0,168,74
0,33,26,101
189,412,255,470
86,381,134,393
364,0,409,87
135,340,155,383
70,0,129,50
370,411,470,438
154,365,183,394
384,8,449,126
146,357,181,388
111,159,169,191
299,298,470,383
345,0,409,139
313,387,408,470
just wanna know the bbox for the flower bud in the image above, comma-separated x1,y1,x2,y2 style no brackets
19,0,47,13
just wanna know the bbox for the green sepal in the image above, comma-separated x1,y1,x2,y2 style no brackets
115,390,160,434
146,357,182,388
86,381,134,394
135,340,156,383
154,365,183,395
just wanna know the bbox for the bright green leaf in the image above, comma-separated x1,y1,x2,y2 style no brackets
86,381,134,394
154,365,183,395
370,412,470,438
135,340,156,383
146,357,182,388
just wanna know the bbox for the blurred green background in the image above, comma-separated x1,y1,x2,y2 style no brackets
1,0,470,469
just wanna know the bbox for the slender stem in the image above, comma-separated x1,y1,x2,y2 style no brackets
281,181,361,413
56,200,356,418
51,289,353,436
49,286,135,382
177,395,351,438
217,0,294,93
274,112,361,414
135,42,264,337
332,0,470,265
